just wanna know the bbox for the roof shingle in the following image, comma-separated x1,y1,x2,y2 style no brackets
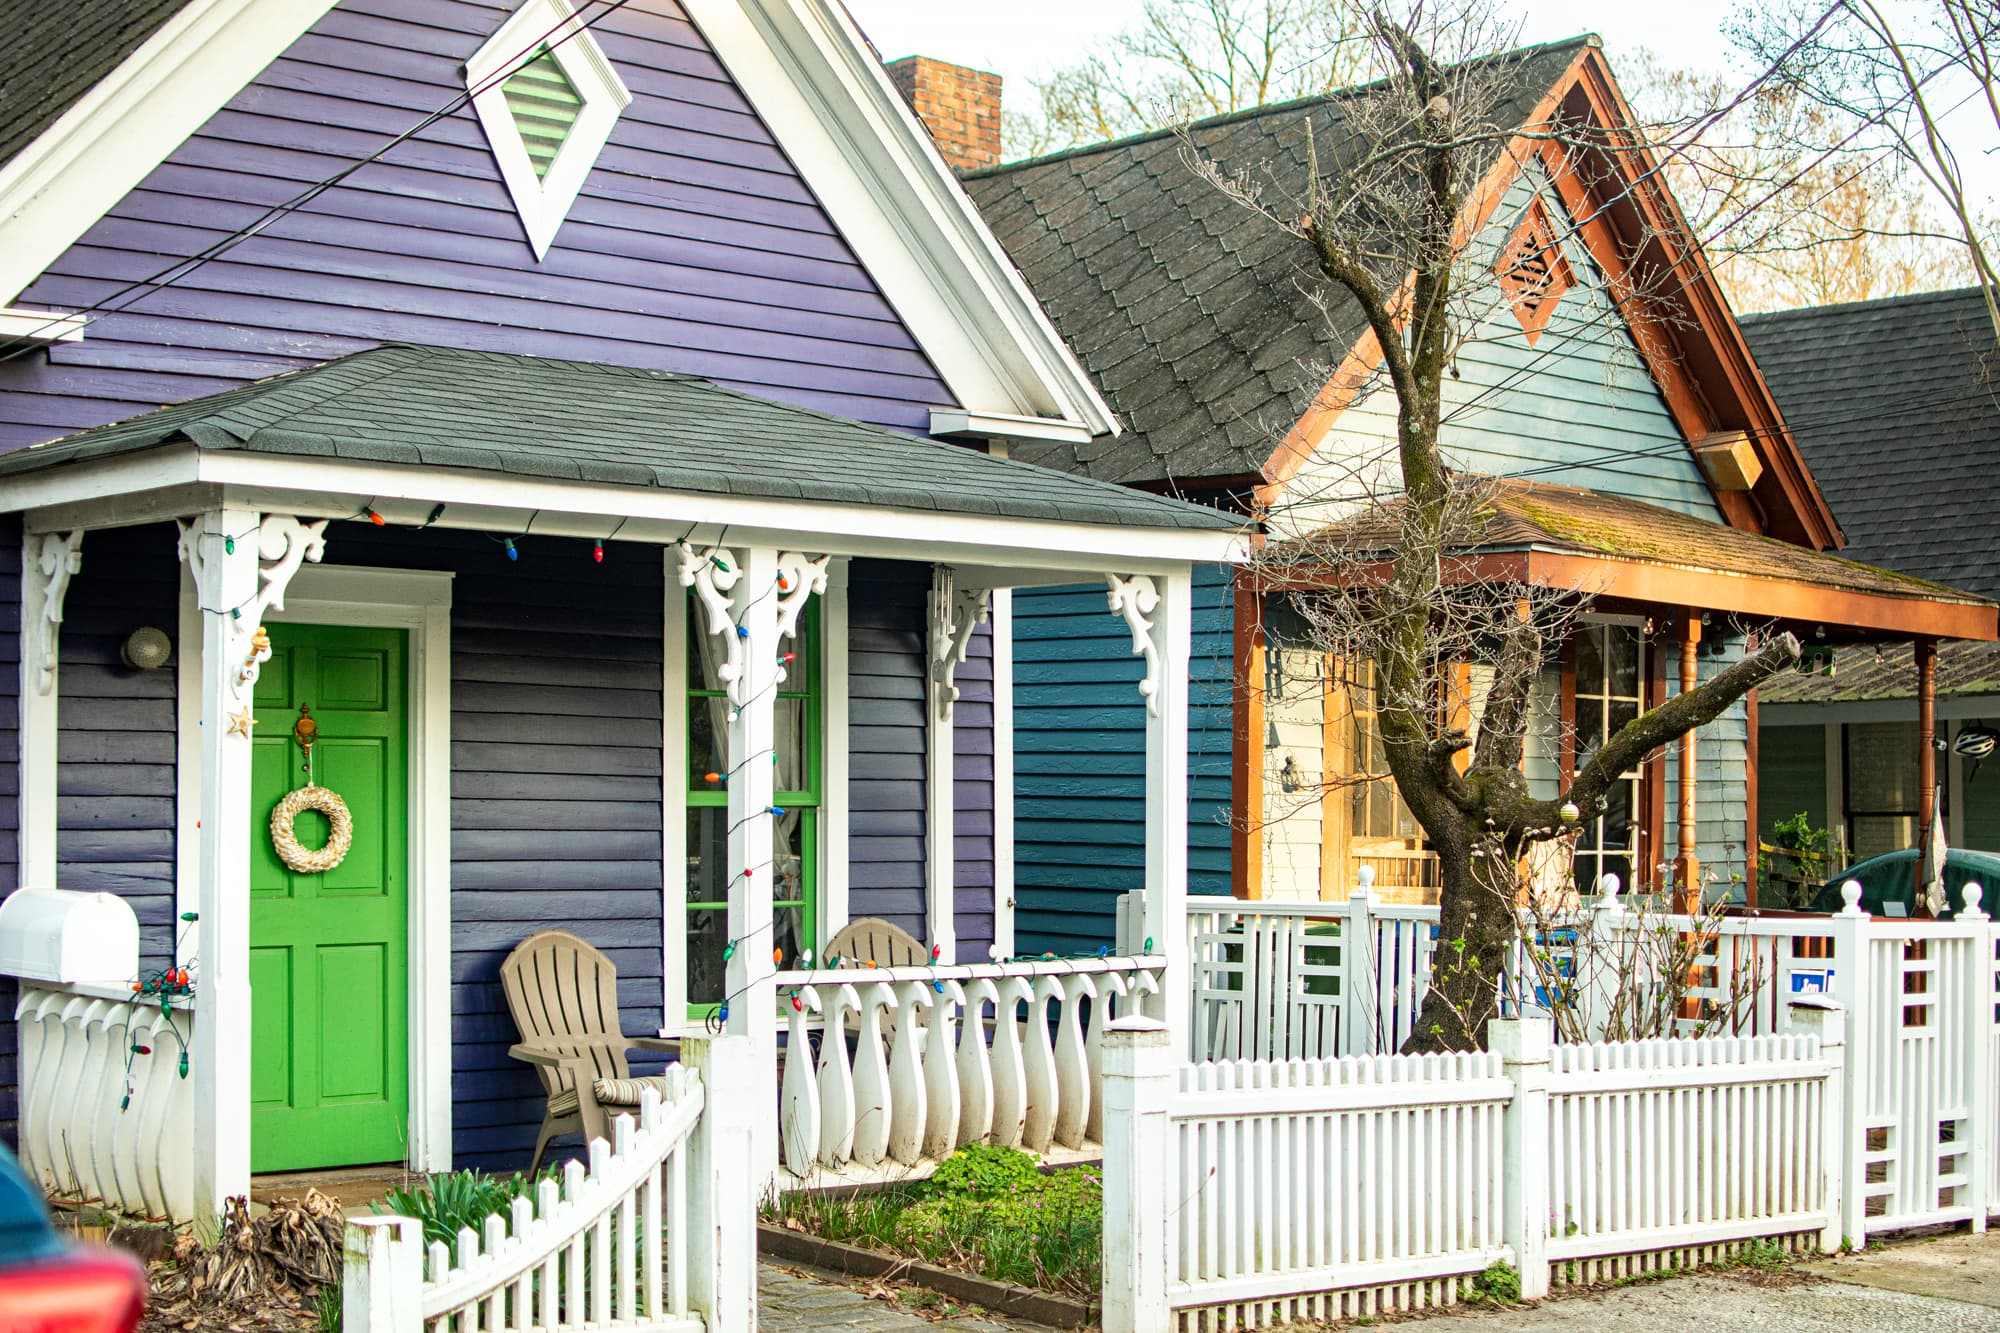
0,343,1244,533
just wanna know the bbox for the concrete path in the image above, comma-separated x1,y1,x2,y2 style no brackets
761,1230,2000,1331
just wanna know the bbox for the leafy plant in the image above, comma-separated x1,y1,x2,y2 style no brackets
378,1169,549,1249
925,1143,1045,1198
1467,1261,1521,1305
316,1286,342,1333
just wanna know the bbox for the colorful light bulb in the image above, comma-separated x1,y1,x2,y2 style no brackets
504,538,518,561
593,542,604,564
368,509,386,526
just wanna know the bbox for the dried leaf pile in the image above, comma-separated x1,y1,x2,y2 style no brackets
144,1191,343,1332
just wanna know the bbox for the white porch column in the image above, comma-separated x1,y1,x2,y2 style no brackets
1112,569,1192,1040
682,543,826,1191
927,568,988,964
18,530,82,888
179,510,325,1217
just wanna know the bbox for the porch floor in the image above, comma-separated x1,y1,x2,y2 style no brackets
250,1164,412,1216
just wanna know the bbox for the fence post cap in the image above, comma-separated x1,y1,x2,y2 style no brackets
1836,880,1866,916
1104,1015,1170,1047
1786,995,1843,1013
1486,1015,1553,1061
1964,882,1987,919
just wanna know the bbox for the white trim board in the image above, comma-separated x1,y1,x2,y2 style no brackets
0,0,341,306
175,562,456,1174
11,451,1251,570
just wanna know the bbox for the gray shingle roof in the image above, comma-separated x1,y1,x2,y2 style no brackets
962,38,1593,490
0,0,197,168
0,343,1242,532
1762,639,2000,706
1740,287,2000,599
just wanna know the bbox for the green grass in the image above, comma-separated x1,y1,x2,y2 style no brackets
768,1146,1102,1300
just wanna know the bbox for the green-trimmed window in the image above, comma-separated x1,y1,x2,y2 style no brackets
684,603,820,1011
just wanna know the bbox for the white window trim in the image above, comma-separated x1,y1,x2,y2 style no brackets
661,557,850,1037
175,563,455,1174
465,0,631,261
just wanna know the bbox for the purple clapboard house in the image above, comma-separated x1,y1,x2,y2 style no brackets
0,0,1243,1219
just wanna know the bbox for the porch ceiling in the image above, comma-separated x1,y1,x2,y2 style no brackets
0,343,1247,572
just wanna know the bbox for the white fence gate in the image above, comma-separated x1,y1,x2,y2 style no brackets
344,1036,757,1333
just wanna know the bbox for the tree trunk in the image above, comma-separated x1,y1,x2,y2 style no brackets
1400,834,1522,1054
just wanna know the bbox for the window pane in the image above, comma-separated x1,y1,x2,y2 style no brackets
1607,625,1641,698
774,697,806,794
1607,701,1637,756
687,906,727,1005
688,600,730,692
1847,722,1919,814
1575,625,1602,695
691,700,728,788
687,807,727,903
777,632,812,695
1851,814,1915,861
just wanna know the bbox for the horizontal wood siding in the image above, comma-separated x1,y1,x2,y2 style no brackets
0,0,955,453
0,517,19,1148
1281,170,1721,531
847,560,929,943
954,620,995,964
56,525,183,971
1013,563,1234,954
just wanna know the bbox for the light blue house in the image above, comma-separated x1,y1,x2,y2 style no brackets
944,38,1992,923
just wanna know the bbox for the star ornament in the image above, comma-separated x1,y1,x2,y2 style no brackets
225,708,258,739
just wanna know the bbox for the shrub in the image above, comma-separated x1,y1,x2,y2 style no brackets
924,1143,1045,1199
1468,1261,1522,1305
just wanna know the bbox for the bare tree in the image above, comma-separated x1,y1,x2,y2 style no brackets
1732,0,1999,338
1183,5,1802,1052
1005,0,1373,158
1620,51,1972,311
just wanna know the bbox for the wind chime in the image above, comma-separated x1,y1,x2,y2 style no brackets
269,702,354,874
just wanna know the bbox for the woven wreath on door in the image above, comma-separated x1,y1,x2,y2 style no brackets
270,785,353,875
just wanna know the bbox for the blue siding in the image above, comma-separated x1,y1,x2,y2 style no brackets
0,518,19,1149
1013,563,1235,955
0,0,956,453
1285,171,1722,526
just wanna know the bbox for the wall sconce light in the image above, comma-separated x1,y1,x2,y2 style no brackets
121,626,172,671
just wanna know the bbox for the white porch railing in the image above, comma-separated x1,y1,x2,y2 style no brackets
771,954,1165,1183
346,1036,757,1333
13,981,196,1222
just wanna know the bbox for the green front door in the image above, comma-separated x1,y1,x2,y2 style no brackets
250,623,410,1172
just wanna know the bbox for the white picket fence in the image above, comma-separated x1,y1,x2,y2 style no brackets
1165,878,2000,1248
771,955,1163,1184
344,1036,758,1333
1100,1011,1845,1332
13,981,197,1222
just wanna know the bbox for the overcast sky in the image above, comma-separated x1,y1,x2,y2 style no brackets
840,0,1996,213
840,0,1753,93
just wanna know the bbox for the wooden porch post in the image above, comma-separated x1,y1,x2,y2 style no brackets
1675,612,1701,912
185,506,262,1219
1917,635,1938,913
1136,569,1192,1040
724,546,779,1185
926,568,989,964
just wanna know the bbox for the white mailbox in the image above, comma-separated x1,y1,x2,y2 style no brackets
0,887,141,987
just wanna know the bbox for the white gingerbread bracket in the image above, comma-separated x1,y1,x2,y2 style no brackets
929,567,990,724
177,514,328,703
679,543,747,705
26,530,83,696
1105,573,1163,716
773,551,831,677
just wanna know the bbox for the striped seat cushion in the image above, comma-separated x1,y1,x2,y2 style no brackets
591,1075,671,1106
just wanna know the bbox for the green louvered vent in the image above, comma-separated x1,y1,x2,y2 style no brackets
502,48,584,180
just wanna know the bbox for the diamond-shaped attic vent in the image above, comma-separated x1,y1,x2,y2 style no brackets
1495,199,1576,346
503,48,584,180
467,0,631,259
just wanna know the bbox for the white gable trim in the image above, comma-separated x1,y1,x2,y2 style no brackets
0,0,341,306
465,0,631,260
681,0,1116,439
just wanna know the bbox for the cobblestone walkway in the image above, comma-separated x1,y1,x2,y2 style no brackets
758,1261,1060,1333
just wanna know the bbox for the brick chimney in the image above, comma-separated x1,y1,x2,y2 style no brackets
884,56,1002,172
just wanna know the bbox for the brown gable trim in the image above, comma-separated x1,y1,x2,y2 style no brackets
1258,47,1842,553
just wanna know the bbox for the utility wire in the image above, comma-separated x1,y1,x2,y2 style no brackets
0,0,635,361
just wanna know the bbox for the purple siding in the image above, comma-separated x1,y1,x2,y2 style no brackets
0,0,957,452
954,621,996,964
0,518,19,1148
846,560,929,943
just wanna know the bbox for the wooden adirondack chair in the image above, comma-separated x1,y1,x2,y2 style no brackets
822,916,927,968
501,929,680,1174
